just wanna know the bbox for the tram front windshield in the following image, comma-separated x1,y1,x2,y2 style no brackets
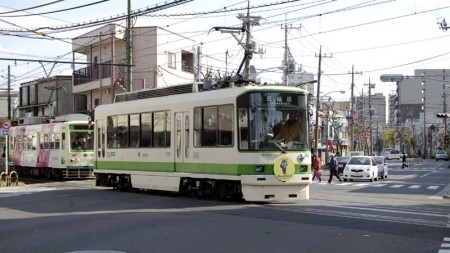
70,132,94,150
237,92,309,151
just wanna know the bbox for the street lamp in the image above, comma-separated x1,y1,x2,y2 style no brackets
296,80,317,88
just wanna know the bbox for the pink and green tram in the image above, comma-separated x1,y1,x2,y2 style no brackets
94,84,312,202
8,115,95,178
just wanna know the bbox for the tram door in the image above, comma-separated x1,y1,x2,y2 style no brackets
96,120,105,158
174,112,190,172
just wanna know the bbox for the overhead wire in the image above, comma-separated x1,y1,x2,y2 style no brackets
1,0,450,90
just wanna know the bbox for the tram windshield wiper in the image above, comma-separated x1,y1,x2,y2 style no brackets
273,141,286,153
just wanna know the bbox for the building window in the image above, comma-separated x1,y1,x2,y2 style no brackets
168,53,176,69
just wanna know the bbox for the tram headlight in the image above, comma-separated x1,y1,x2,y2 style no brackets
255,165,265,173
299,165,308,172
70,158,80,163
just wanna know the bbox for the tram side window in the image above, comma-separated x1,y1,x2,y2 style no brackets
16,136,23,150
219,105,234,146
107,116,117,148
203,106,218,146
117,115,129,148
193,107,201,147
43,134,49,149
129,114,140,147
31,135,37,150
54,134,60,149
153,111,170,147
38,134,44,149
194,104,234,147
61,133,65,150
26,135,34,150
238,108,249,150
140,113,152,147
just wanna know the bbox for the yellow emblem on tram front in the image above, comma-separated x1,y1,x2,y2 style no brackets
274,156,295,182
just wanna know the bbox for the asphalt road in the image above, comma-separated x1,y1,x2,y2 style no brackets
0,159,449,253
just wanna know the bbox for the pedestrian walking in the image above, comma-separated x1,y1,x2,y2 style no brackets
401,151,408,168
328,154,342,183
312,155,322,182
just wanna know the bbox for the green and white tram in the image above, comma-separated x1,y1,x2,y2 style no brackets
94,84,312,202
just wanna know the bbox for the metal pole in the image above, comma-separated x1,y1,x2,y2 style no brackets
422,73,427,158
126,0,132,92
314,46,322,156
284,18,288,86
244,0,251,80
7,65,11,119
444,70,447,136
369,80,373,155
325,104,329,163
350,65,355,151
5,134,8,175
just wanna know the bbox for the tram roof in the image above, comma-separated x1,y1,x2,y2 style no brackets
114,82,308,103
95,83,308,116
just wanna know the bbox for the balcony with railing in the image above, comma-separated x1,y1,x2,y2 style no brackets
74,60,112,86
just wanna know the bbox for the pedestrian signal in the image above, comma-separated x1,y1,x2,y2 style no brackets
436,113,449,118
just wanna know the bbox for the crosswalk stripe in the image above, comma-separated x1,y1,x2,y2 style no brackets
311,182,441,190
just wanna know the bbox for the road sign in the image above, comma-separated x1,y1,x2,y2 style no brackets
2,119,11,130
2,130,9,136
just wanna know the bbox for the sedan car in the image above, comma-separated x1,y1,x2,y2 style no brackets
389,149,401,160
343,156,379,182
373,156,388,179
435,150,449,161
336,156,350,175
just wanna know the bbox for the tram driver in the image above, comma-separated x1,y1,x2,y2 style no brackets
274,112,301,143
72,136,85,150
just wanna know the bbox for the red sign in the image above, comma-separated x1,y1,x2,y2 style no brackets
2,119,11,130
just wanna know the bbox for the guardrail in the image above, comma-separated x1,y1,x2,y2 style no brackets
0,171,19,187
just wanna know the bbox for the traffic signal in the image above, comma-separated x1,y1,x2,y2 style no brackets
436,113,449,118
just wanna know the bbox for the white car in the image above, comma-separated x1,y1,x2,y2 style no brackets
389,150,401,160
343,156,379,182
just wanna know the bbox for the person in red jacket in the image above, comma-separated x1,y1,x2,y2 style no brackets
312,155,322,182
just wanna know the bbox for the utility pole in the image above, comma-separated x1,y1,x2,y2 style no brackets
213,0,261,82
244,1,251,79
281,19,301,86
350,65,362,151
365,79,375,155
126,0,133,92
421,72,427,158
314,46,332,157
444,69,448,136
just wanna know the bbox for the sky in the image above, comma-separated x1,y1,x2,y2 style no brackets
0,0,450,102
